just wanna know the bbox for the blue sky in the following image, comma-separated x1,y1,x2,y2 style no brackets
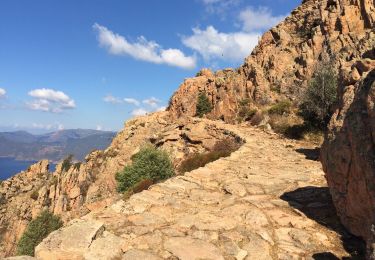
0,0,299,133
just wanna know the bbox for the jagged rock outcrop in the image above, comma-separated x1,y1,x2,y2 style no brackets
0,112,242,257
321,57,375,257
168,0,375,123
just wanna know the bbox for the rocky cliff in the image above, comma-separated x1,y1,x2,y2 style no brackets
0,112,241,257
321,58,375,256
168,0,375,123
1,0,375,258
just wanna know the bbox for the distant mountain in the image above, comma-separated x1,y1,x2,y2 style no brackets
0,129,116,162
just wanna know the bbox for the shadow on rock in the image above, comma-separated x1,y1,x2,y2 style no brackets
312,252,340,260
280,186,366,259
295,147,320,161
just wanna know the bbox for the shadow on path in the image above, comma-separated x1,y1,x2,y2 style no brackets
280,186,365,259
295,147,320,161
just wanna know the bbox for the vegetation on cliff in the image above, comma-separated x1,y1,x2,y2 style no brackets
195,92,212,118
115,145,174,194
17,211,63,256
299,60,338,129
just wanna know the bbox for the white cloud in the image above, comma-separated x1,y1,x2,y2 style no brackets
31,122,64,131
93,23,196,69
124,98,140,106
182,6,286,63
0,88,6,97
27,88,76,113
182,26,259,62
131,108,148,117
96,125,103,131
103,94,122,104
142,97,161,108
156,106,166,112
239,7,286,32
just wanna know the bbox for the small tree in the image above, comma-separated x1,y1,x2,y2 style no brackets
61,154,73,172
115,145,174,193
17,211,63,256
299,60,337,129
196,92,212,118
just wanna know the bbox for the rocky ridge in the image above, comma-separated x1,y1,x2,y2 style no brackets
0,113,241,257
1,0,374,258
168,0,375,123
31,120,363,259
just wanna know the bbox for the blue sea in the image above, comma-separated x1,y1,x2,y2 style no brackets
0,158,56,180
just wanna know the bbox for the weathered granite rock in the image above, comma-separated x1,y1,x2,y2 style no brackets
35,121,360,259
321,58,375,257
35,219,106,259
168,0,375,123
0,112,242,257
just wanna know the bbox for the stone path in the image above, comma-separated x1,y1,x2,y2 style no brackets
34,121,361,260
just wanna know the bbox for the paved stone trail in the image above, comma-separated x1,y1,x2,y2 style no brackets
35,121,362,260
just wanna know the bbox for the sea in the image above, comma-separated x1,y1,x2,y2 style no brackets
0,157,56,180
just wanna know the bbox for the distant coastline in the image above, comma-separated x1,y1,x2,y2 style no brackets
0,157,56,180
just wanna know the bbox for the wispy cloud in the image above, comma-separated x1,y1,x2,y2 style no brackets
0,88,6,98
93,23,196,69
142,97,161,108
27,88,76,113
131,108,148,117
103,94,122,104
31,122,64,131
199,0,241,15
103,94,164,117
239,7,286,32
124,98,140,106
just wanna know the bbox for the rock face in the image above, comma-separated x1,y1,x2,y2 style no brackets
34,121,360,259
168,0,375,123
321,58,375,255
0,112,242,257
1,0,375,258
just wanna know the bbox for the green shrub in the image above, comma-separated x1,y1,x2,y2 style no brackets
61,154,73,172
299,61,337,129
73,162,82,171
115,145,174,193
238,107,257,122
239,98,251,107
268,100,292,115
17,211,63,256
215,77,225,86
195,92,213,118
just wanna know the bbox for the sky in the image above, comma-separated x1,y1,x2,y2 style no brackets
0,0,300,134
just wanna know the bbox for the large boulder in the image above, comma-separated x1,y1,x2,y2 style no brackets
321,59,375,257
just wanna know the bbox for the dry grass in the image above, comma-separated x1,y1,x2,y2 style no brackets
122,179,154,200
178,138,242,174
250,111,265,126
269,113,323,144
